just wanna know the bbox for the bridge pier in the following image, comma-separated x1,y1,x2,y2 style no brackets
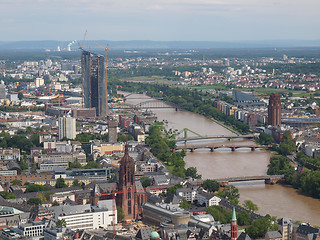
231,146,236,151
190,148,194,152
265,178,281,184
219,181,229,187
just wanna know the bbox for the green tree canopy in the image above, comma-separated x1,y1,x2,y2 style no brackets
203,179,220,193
217,185,240,205
243,200,259,212
56,219,67,228
206,206,232,224
117,206,125,221
185,167,202,179
55,178,67,188
179,199,191,210
27,197,42,205
0,191,16,199
246,215,278,239
237,210,251,226
11,179,22,186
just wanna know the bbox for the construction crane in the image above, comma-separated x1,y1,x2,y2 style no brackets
78,30,87,108
93,41,109,117
98,185,170,235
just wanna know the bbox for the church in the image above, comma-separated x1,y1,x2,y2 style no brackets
91,144,147,221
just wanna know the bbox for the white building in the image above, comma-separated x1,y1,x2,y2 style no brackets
35,78,45,88
176,187,197,203
20,222,46,238
197,191,221,207
0,148,20,161
53,200,115,230
58,116,76,140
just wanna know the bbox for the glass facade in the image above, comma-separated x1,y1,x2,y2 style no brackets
82,50,107,117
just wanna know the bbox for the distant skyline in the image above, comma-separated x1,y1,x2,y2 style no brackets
1,0,320,42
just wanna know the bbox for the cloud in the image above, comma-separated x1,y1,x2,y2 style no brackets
0,0,319,41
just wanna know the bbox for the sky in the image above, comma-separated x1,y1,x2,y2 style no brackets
0,0,320,42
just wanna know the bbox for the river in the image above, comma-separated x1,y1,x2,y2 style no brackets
122,92,320,226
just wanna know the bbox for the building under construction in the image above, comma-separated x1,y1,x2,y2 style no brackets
82,50,107,117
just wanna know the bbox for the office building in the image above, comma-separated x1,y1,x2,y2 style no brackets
108,119,118,143
53,200,115,230
82,50,107,117
268,93,281,126
58,116,76,140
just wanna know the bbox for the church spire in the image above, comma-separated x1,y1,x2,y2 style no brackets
232,207,237,221
231,207,238,240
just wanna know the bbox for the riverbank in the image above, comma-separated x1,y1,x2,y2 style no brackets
210,117,240,136
122,91,320,226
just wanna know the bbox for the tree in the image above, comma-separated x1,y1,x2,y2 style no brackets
36,193,46,202
19,160,28,170
56,219,67,228
75,133,96,143
27,198,42,205
118,134,134,142
11,180,22,186
18,92,24,100
141,178,152,188
68,161,82,169
278,130,296,156
246,215,278,239
217,185,240,205
52,200,59,206
243,200,259,213
0,191,16,199
179,199,191,210
185,167,202,179
117,206,125,221
206,206,232,224
166,184,183,195
72,179,81,187
84,161,100,169
26,184,50,192
30,133,40,147
237,211,251,226
55,178,67,188
203,179,220,193
259,132,274,145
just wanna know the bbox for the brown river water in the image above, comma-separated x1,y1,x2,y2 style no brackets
123,92,320,226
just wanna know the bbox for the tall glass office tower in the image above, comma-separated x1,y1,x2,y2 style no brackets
82,50,107,117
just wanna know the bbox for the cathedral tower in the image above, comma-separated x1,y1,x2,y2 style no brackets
117,144,138,221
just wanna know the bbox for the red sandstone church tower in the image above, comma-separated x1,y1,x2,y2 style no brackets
268,93,281,126
231,207,238,240
117,144,143,221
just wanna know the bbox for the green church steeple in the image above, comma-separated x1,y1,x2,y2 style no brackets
232,207,237,221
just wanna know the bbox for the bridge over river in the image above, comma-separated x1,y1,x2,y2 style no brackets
176,143,268,152
191,175,284,186
214,175,284,185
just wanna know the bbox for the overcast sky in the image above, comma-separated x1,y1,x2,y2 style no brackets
1,0,320,41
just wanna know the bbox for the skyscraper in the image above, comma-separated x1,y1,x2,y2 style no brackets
82,50,107,117
59,116,76,140
268,93,281,126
